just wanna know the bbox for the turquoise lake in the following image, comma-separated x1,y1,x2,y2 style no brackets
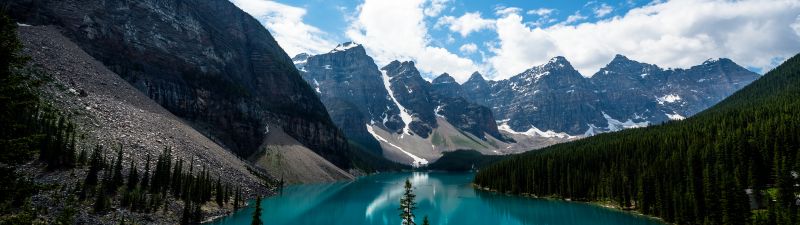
208,172,665,225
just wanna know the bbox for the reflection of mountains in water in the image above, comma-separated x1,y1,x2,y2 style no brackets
474,190,663,225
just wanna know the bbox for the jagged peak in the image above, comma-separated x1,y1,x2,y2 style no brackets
702,57,734,65
541,56,576,70
381,60,418,76
610,54,634,63
329,41,362,53
432,73,456,84
292,53,310,63
467,72,485,82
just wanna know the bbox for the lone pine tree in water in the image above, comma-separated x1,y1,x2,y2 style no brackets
251,196,263,225
399,178,418,225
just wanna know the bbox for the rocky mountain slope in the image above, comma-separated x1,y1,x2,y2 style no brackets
295,43,514,165
297,46,758,165
463,55,760,136
8,0,357,172
18,25,267,224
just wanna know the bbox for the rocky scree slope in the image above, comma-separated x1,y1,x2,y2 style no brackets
19,26,268,224
9,0,356,171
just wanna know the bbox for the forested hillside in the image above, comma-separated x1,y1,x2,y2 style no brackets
474,54,800,225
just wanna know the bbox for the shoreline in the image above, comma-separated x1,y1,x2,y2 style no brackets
471,183,670,224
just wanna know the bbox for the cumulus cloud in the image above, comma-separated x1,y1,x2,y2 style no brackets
495,6,523,17
231,0,336,56
424,0,451,17
487,0,800,79
593,3,613,17
527,8,555,17
562,11,588,25
459,43,478,54
347,0,479,82
435,12,495,37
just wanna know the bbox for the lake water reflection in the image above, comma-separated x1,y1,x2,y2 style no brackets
208,172,664,225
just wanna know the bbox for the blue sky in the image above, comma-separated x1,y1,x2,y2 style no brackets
231,0,800,82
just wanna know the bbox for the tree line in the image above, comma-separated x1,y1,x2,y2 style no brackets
475,53,800,225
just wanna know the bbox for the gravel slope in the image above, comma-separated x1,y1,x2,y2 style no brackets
19,26,270,224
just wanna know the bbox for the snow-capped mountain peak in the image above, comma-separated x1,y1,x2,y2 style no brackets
330,41,362,53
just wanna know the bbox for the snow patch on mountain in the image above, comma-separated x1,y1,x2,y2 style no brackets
584,124,600,136
312,79,321,93
666,113,686,120
602,111,649,131
381,69,413,136
498,122,576,139
366,125,428,166
656,94,682,105
330,42,360,53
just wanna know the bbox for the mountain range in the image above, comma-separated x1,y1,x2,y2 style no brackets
295,43,760,165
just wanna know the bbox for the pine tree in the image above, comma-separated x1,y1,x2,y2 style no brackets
77,147,88,167
112,148,124,188
141,153,151,190
234,188,241,211
84,145,103,187
171,159,183,197
215,176,224,207
180,200,191,225
93,185,110,213
422,215,430,225
127,158,139,190
399,179,417,225
251,196,263,225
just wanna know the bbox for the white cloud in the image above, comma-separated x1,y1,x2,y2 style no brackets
495,6,522,17
435,12,495,37
527,8,555,17
793,15,800,37
562,11,588,25
487,0,800,80
459,43,478,54
347,0,479,82
593,3,613,17
231,0,336,56
424,0,451,17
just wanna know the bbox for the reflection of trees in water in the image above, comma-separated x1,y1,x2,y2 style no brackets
474,190,663,225
212,173,663,225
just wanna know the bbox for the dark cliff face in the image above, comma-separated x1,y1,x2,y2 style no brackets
461,72,491,106
462,55,760,135
298,46,509,150
10,0,353,168
296,43,402,153
382,61,437,138
492,56,602,134
429,73,507,141
430,73,463,99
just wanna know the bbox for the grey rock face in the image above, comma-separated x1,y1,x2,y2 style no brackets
461,72,492,106
462,55,760,135
429,74,507,141
10,0,353,168
430,73,464,99
297,46,508,147
382,61,438,138
295,43,402,153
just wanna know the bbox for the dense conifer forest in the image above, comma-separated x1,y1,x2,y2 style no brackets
475,53,800,225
